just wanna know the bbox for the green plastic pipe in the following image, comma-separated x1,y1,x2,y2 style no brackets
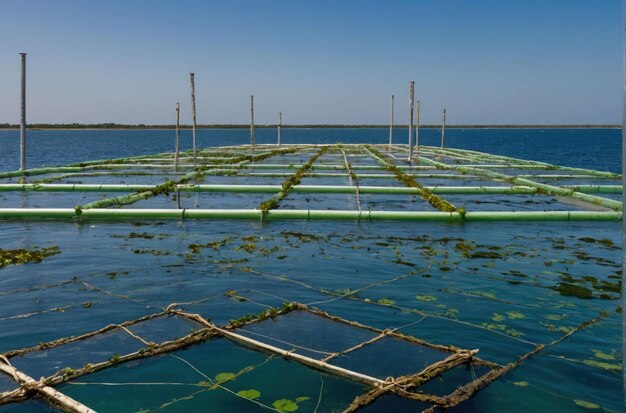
0,208,620,222
0,183,545,195
415,156,623,211
2,183,618,195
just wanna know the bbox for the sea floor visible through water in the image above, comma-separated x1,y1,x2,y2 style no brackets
0,129,622,412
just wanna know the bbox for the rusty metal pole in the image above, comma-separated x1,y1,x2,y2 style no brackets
250,95,255,146
19,53,26,171
189,73,197,167
407,81,414,162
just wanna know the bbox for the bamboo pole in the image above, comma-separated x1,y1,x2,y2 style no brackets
0,363,95,413
407,82,415,162
189,73,197,167
441,108,447,149
250,95,255,145
19,53,26,171
174,103,180,172
213,325,386,388
622,0,626,397
278,112,282,146
389,94,394,148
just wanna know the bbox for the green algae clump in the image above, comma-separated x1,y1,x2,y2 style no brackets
0,246,60,269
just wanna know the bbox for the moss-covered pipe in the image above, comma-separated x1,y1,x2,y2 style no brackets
0,183,543,194
1,183,618,195
0,208,620,221
416,155,623,211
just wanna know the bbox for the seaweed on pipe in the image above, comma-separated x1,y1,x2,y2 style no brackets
76,146,308,213
364,146,464,214
258,146,330,213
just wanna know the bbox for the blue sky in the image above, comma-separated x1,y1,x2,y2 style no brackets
0,0,622,125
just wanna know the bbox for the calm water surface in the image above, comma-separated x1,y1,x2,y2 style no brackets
0,127,621,173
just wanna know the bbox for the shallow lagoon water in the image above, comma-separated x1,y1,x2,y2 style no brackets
0,129,622,412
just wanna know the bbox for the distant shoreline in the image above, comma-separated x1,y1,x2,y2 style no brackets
0,124,621,130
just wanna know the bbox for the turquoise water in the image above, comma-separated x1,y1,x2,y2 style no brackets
0,130,622,412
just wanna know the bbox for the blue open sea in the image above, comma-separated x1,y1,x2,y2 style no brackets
0,127,621,173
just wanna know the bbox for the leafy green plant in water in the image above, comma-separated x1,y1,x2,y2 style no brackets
415,295,437,302
237,389,261,399
491,313,505,322
506,311,525,320
273,398,309,412
215,372,236,384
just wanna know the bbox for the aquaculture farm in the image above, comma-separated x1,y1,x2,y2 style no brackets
0,143,622,412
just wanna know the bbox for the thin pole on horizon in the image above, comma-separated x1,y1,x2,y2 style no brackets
19,53,26,171
174,103,180,172
189,73,197,168
416,100,420,156
389,95,394,149
441,108,447,149
250,95,255,146
278,112,282,146
622,1,626,404
408,81,415,162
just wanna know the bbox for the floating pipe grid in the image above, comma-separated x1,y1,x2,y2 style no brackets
0,144,621,222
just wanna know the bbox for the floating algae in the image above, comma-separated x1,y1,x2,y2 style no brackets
0,143,622,412
0,246,60,269
554,282,594,299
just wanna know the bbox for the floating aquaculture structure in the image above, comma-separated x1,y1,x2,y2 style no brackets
0,142,622,412
0,143,620,221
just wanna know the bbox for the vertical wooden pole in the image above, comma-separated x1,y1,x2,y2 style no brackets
278,112,282,146
441,108,447,149
621,1,626,398
389,94,394,148
250,95,255,146
174,103,180,172
189,73,197,167
407,81,414,162
19,53,26,171
415,100,420,155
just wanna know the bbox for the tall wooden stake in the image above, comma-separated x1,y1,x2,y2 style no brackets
174,103,180,171
278,112,282,146
19,53,26,171
622,1,626,396
389,94,394,148
441,108,447,149
407,81,415,162
415,100,420,155
250,95,255,146
189,73,197,167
